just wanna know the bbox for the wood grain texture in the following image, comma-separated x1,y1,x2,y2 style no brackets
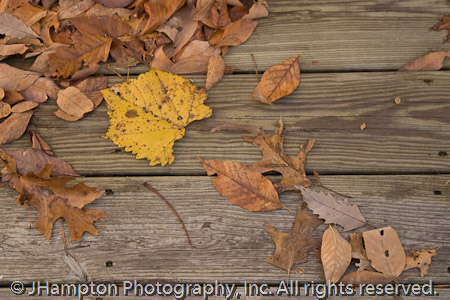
0,287,449,299
4,0,450,73
3,72,450,176
0,175,448,284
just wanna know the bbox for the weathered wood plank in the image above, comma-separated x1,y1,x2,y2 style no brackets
5,0,450,73
1,286,449,300
3,72,450,175
0,175,448,284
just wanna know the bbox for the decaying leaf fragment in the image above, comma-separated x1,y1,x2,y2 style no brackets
398,51,450,71
266,206,322,275
253,56,300,104
102,69,212,166
321,225,352,283
431,15,450,43
198,158,280,211
297,187,366,231
349,233,371,271
404,248,439,277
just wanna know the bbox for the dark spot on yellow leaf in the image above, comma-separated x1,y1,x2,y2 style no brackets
126,110,138,118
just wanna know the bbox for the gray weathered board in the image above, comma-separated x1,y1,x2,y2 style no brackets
2,72,450,176
0,175,448,284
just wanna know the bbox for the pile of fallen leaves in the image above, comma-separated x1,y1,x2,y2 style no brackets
0,0,268,145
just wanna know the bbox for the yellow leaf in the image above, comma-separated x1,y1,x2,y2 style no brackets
102,69,212,166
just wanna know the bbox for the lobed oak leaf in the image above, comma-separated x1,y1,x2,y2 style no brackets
244,118,314,192
398,51,450,71
253,56,300,104
363,226,406,278
321,225,352,283
297,187,366,231
102,69,212,166
265,206,322,274
198,157,280,212
404,248,439,277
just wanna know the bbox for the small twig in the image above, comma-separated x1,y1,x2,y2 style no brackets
28,206,32,229
61,220,68,256
251,54,259,80
165,268,182,283
434,284,450,288
445,179,450,185
143,182,191,246
282,205,292,214
106,64,127,83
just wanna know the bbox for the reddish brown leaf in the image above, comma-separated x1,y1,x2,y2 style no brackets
194,0,230,29
215,19,258,48
243,0,269,20
0,110,33,145
321,225,352,283
265,206,322,274
298,187,366,231
398,51,450,71
205,53,225,90
198,157,280,211
142,0,186,34
253,56,300,104
70,15,133,38
244,119,314,192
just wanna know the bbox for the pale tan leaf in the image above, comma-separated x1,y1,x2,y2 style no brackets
206,53,225,90
56,86,94,120
0,63,40,92
404,248,439,277
398,51,450,71
11,100,38,113
298,187,366,231
253,56,300,104
321,225,352,283
0,12,39,39
0,44,28,60
0,111,34,145
363,226,406,277
20,77,60,103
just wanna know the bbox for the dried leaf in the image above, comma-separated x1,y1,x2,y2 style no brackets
49,34,112,78
0,148,79,177
321,225,352,283
253,56,300,104
0,44,28,60
58,0,95,20
244,118,314,192
215,19,258,48
363,226,406,277
0,111,33,145
20,77,60,103
398,51,450,71
11,100,38,113
349,233,371,271
297,187,366,231
0,12,39,39
94,0,134,8
206,53,225,90
2,91,24,105
198,158,280,211
72,76,107,108
102,69,212,166
431,15,450,43
55,86,94,121
265,206,322,273
30,131,53,155
142,0,186,34
0,158,105,240
341,270,398,285
243,0,269,20
194,0,230,29
404,248,439,277
70,15,133,38
0,100,11,119
0,63,40,92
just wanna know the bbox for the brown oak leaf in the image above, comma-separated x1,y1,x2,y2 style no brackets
265,206,322,274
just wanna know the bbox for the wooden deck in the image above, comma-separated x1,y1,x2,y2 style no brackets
1,0,450,299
